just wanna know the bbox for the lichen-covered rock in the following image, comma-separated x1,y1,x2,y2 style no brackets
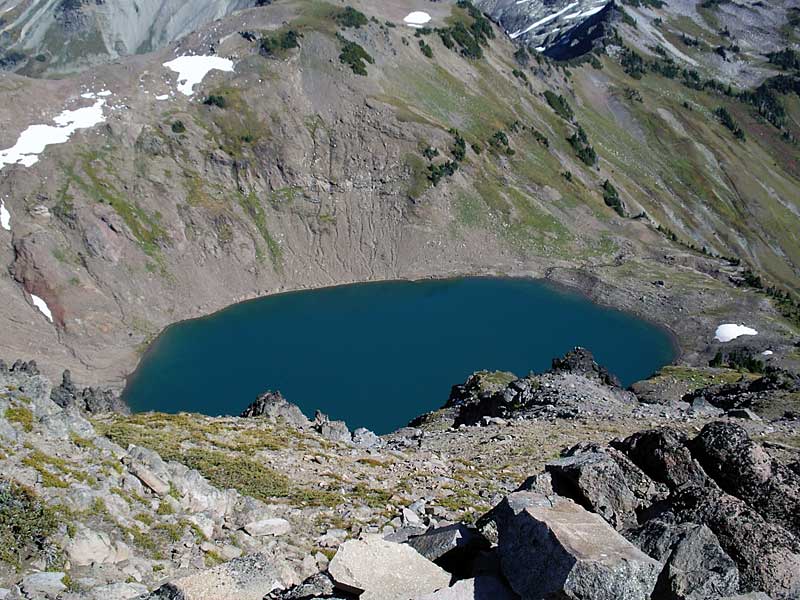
495,494,661,600
613,429,707,490
671,486,800,600
689,422,800,537
145,553,283,600
546,450,645,530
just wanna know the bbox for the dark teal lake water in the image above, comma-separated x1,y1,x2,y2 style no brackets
123,278,675,433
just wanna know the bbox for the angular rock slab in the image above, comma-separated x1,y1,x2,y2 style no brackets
496,496,661,600
407,524,489,562
146,553,281,600
416,576,518,599
329,537,451,600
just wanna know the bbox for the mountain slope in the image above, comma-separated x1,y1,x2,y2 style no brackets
0,0,797,385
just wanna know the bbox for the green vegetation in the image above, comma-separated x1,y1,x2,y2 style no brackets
713,106,745,140
601,180,625,217
236,192,283,270
567,125,597,166
199,86,269,158
259,30,301,56
61,151,169,262
544,90,574,121
419,40,433,59
488,130,514,155
334,6,368,29
203,95,228,109
336,34,374,75
436,0,495,60
0,480,58,568
428,161,458,186
709,349,765,373
5,406,33,432
170,120,186,134
95,414,344,507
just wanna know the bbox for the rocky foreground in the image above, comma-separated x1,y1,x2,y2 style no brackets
0,349,798,599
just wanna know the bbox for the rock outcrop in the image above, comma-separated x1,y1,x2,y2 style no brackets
240,391,309,428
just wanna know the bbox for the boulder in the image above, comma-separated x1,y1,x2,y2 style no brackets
126,460,171,496
314,411,352,444
495,494,661,600
651,523,740,599
672,486,800,600
415,576,518,599
613,429,707,490
66,528,131,566
328,537,451,600
265,572,348,600
352,427,382,448
20,572,66,597
145,553,282,600
244,517,292,537
546,449,649,530
476,490,560,545
240,391,309,428
406,524,489,575
689,422,800,537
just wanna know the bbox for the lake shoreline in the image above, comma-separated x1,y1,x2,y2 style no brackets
121,276,678,431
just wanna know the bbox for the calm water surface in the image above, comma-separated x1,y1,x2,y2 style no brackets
123,278,675,433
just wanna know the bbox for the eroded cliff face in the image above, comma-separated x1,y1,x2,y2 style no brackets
0,0,256,75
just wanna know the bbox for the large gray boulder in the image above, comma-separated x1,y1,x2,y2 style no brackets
545,448,658,530
145,553,283,600
415,576,518,599
637,522,740,599
495,494,661,600
613,429,707,491
328,537,451,600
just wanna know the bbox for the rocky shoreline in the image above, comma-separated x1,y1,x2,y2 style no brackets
1,347,798,599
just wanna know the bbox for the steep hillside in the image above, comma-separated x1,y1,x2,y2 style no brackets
0,0,797,386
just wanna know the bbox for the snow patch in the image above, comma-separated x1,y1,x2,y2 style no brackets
155,94,170,100
403,11,431,27
0,199,9,231
163,55,235,96
762,350,774,356
0,97,107,170
31,294,53,322
714,324,758,343
510,2,578,39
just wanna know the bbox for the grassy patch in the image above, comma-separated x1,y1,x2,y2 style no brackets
0,480,58,568
96,414,340,507
5,406,33,432
236,191,283,270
